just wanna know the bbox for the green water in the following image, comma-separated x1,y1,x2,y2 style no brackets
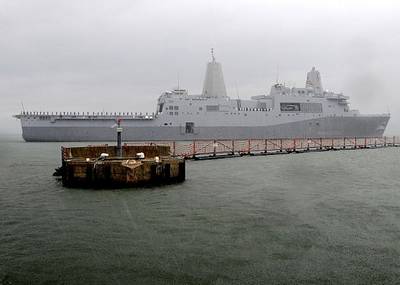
1,135,400,284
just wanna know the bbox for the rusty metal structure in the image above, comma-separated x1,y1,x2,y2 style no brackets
124,136,399,159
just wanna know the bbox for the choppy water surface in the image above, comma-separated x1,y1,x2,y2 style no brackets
1,134,400,284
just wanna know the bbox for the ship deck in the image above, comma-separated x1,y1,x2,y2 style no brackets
14,112,156,120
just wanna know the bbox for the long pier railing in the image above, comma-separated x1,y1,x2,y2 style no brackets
124,136,399,159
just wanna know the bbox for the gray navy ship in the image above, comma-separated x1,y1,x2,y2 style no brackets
15,51,390,142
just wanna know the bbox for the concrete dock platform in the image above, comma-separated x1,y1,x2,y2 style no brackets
59,145,185,188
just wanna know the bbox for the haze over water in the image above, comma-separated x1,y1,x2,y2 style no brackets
2,0,400,135
1,135,399,284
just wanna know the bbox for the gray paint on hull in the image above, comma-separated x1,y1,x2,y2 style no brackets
21,116,389,142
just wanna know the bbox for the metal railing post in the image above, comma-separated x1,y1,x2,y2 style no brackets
213,140,217,156
264,139,268,153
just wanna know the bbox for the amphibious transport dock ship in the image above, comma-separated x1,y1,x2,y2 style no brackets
15,52,390,142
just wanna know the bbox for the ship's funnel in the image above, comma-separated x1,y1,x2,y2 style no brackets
202,50,227,97
306,67,323,94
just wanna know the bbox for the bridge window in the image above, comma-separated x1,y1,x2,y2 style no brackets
280,102,322,113
206,105,219,111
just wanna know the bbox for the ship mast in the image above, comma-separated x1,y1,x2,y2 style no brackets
201,48,227,98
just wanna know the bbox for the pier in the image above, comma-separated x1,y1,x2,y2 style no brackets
56,136,397,188
59,145,185,188
123,136,399,160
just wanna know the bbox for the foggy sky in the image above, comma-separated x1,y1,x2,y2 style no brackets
1,0,400,135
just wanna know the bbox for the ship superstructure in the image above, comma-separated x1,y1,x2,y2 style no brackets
14,52,390,142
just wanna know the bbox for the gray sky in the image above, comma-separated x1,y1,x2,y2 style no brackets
1,0,399,135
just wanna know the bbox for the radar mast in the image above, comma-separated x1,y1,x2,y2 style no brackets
201,48,227,98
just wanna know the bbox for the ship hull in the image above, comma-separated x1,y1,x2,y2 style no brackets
20,115,390,142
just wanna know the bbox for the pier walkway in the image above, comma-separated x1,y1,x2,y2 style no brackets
123,136,399,160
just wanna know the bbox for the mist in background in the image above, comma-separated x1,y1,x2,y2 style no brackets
1,0,399,135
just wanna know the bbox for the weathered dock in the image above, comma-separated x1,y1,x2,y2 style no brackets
123,136,399,160
59,145,185,188
57,136,397,187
